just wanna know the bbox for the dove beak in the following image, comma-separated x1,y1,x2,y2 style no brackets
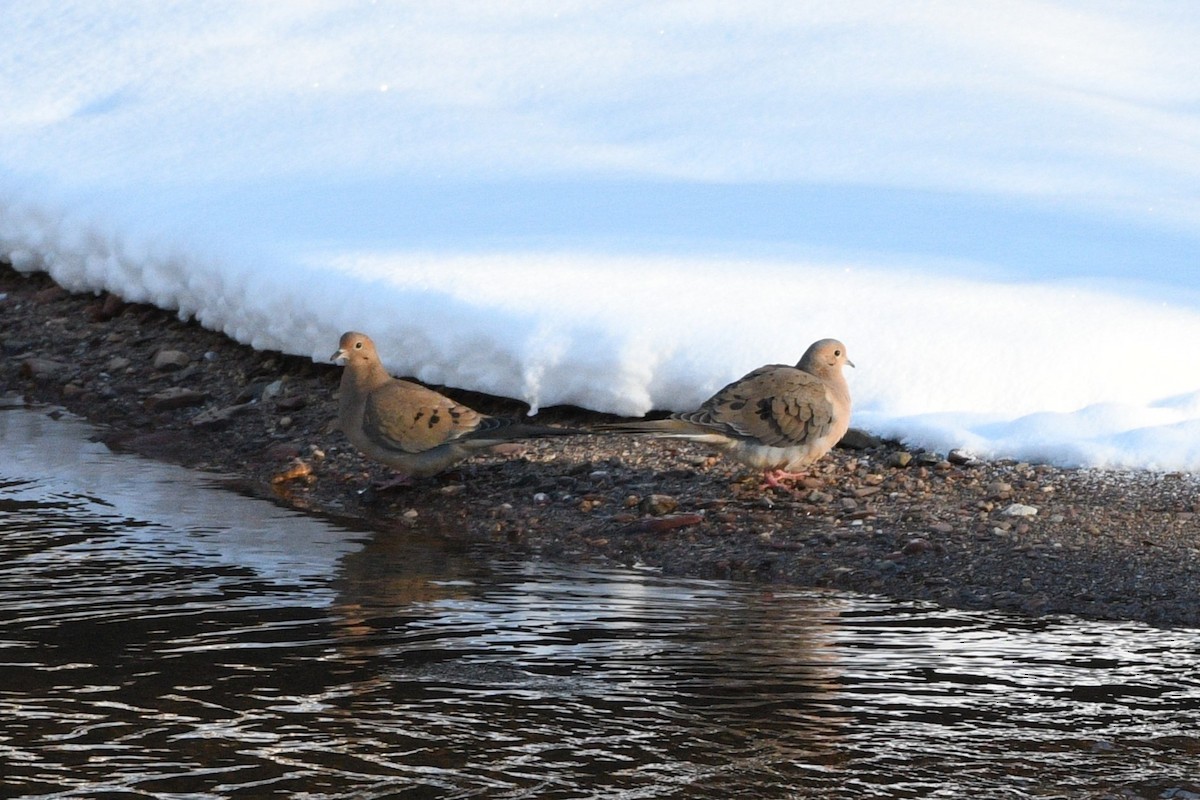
847,358,856,368
331,347,347,364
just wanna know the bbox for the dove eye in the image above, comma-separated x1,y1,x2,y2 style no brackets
834,349,842,357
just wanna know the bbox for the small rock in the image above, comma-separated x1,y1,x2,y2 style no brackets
33,286,67,304
623,513,704,533
235,380,271,404
106,356,131,372
837,428,883,450
987,481,1014,498
262,379,285,400
1002,503,1039,517
145,387,208,412
271,458,313,484
532,492,551,505
402,508,419,520
888,451,913,468
902,537,932,555
947,449,977,466
640,494,679,516
263,442,304,461
90,292,125,321
153,349,191,371
19,357,71,380
191,402,255,430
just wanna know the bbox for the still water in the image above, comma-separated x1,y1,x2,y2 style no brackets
2,402,1198,799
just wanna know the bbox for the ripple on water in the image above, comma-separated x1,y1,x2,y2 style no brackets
2,404,1199,799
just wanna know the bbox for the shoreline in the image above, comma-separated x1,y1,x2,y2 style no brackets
3,262,1198,628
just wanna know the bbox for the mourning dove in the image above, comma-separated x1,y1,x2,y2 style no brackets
332,331,579,480
600,339,853,488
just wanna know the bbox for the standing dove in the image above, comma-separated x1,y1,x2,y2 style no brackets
600,339,854,488
332,331,578,481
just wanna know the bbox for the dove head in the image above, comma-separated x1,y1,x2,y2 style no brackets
797,339,854,377
332,331,380,368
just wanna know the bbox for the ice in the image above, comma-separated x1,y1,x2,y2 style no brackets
3,3,1200,471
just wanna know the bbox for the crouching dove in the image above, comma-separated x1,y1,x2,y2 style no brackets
333,331,579,481
599,338,853,488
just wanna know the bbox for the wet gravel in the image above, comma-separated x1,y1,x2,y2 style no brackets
3,263,1198,628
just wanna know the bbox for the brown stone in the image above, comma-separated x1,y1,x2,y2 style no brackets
640,494,679,516
145,387,208,412
152,349,191,371
19,357,72,380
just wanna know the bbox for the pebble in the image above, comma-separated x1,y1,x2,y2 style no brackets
191,402,255,429
270,458,313,484
640,494,679,516
1002,503,1039,517
145,387,208,412
19,357,71,380
987,481,1014,498
624,513,704,533
947,449,978,466
152,349,191,371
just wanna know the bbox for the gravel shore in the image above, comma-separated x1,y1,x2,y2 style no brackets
4,262,1198,628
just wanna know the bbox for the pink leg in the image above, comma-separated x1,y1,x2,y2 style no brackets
759,468,808,491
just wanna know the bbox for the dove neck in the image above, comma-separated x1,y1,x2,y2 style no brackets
345,357,394,393
828,375,852,410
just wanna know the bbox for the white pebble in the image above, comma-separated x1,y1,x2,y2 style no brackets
1002,503,1039,517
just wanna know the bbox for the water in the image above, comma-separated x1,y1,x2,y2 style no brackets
2,402,1198,799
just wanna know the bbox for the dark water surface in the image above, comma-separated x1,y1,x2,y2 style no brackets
2,403,1199,799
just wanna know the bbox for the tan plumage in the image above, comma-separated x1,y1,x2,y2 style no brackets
600,338,853,487
332,332,578,479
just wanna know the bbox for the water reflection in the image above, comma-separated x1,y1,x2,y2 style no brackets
2,402,1198,799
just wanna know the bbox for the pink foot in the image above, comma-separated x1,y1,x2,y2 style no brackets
759,469,809,491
